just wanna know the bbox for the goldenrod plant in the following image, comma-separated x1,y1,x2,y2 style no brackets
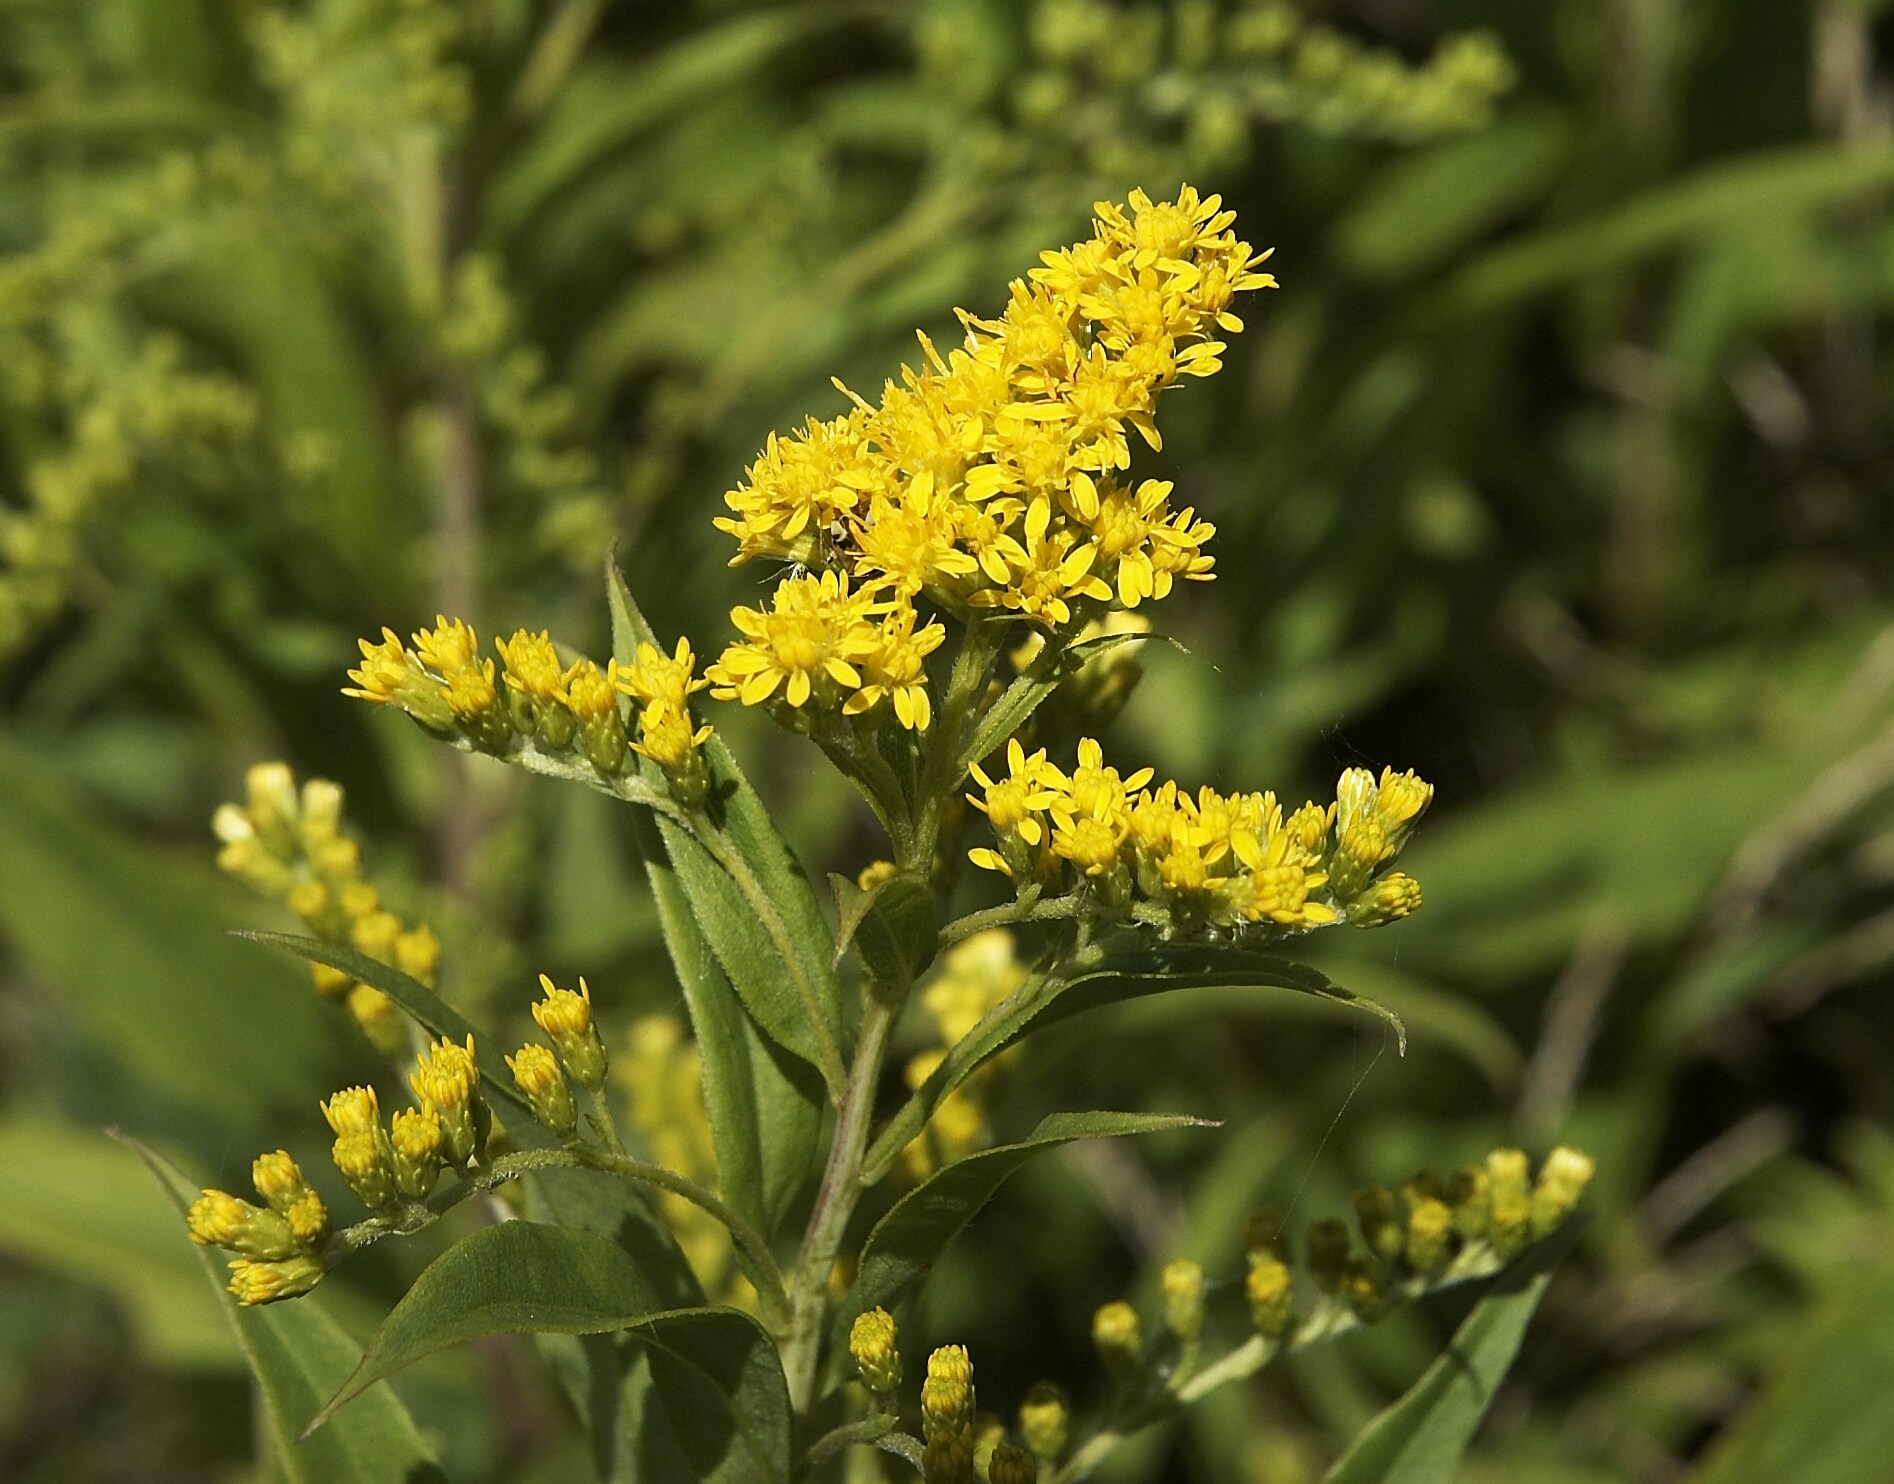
145,189,1592,1484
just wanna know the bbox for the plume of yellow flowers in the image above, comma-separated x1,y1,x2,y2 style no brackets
707,186,1272,734
214,762,441,1052
969,751,1431,935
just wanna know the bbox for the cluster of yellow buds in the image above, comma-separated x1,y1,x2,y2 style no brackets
213,762,441,1052
899,930,1029,1179
192,1037,493,1306
708,188,1270,739
314,1038,489,1223
506,973,610,1141
844,1318,1044,1483
187,1151,329,1305
969,744,1432,935
343,617,712,793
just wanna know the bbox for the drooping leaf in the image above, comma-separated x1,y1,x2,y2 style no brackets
630,1308,792,1484
606,555,845,1090
1320,1229,1575,1484
830,870,938,989
309,1220,674,1432
856,1110,1210,1312
118,1133,447,1484
235,931,529,1115
864,951,1398,1180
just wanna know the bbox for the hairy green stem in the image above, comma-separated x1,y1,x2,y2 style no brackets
780,990,899,1415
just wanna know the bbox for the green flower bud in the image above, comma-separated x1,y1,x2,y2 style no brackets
1018,1384,1068,1462
1162,1258,1206,1342
850,1307,902,1404
1091,1301,1142,1379
1245,1252,1295,1339
1354,1185,1403,1265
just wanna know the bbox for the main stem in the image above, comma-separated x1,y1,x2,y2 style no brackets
780,615,1002,1417
781,988,898,1414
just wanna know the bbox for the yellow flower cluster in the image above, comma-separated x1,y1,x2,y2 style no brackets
214,763,440,1053
899,930,1028,1179
710,187,1272,732
969,745,1431,933
704,570,946,732
187,1150,328,1306
344,617,712,793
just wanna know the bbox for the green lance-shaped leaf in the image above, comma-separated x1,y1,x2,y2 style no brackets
119,1133,448,1484
1319,1229,1572,1484
856,1111,1211,1312
831,870,939,989
864,951,1400,1182
607,554,847,1092
234,932,531,1116
634,805,822,1239
957,631,1162,778
307,1221,672,1431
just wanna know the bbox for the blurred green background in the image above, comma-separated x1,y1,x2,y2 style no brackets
3,1,1892,1480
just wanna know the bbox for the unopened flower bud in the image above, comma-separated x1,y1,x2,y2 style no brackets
1489,1188,1532,1257
1348,872,1422,927
1340,1257,1385,1320
1530,1146,1595,1237
251,1151,310,1215
1354,1186,1403,1265
1091,1301,1142,1378
1245,1252,1294,1339
395,924,441,985
508,1044,577,1136
1446,1165,1491,1240
1018,1384,1068,1461
849,1307,902,1403
922,1344,975,1438
331,1129,395,1210
532,974,608,1091
988,1442,1038,1484
187,1190,299,1259
410,1036,488,1167
227,1251,324,1305
1485,1147,1530,1201
1405,1197,1453,1274
286,1189,329,1247
1161,1258,1206,1342
347,984,405,1055
390,1105,445,1199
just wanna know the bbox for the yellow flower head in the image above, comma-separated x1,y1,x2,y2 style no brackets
844,605,946,731
497,628,566,701
708,570,882,711
616,637,709,714
390,1104,443,1163
412,615,480,675
320,1085,381,1137
532,973,593,1039
410,1035,480,1113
